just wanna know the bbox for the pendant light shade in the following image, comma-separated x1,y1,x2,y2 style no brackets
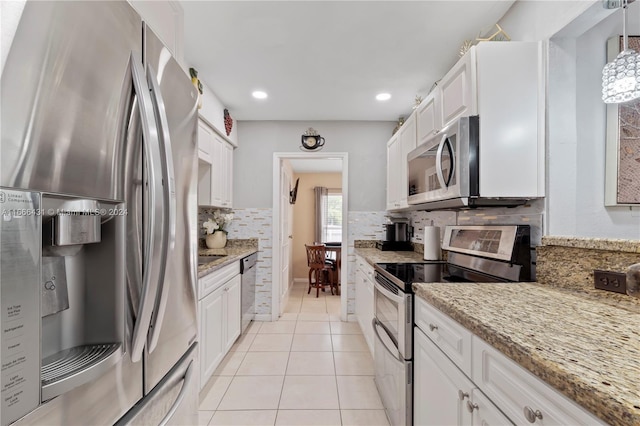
602,0,640,103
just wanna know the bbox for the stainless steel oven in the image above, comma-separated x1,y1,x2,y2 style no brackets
372,225,532,426
373,262,445,426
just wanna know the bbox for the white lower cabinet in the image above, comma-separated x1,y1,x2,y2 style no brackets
414,297,604,426
198,263,241,390
472,337,604,426
414,325,509,426
355,255,375,355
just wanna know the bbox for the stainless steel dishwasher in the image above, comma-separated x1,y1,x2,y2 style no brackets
240,253,257,334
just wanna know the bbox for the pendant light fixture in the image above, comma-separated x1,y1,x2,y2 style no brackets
602,0,640,103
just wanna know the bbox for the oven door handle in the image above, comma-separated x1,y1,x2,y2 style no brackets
374,279,405,305
372,318,403,363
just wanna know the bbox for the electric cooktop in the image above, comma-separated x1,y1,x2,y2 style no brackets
374,262,454,293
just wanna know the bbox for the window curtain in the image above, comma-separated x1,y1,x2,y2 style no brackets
314,186,328,243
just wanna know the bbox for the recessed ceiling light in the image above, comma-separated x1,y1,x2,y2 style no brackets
376,93,391,101
252,90,268,99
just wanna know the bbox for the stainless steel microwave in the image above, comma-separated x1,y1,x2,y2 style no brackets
407,116,533,210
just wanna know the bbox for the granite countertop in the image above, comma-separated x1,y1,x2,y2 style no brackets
354,247,426,265
413,282,640,426
198,245,258,278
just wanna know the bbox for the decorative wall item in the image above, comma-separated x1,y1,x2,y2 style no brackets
476,23,511,42
189,67,203,109
223,108,233,136
605,35,640,205
413,95,423,110
289,178,299,204
392,117,405,135
459,39,474,57
300,128,325,150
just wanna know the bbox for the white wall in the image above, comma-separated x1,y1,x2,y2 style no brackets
235,121,394,210
500,0,640,238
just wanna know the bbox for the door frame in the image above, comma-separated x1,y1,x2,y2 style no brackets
271,152,349,322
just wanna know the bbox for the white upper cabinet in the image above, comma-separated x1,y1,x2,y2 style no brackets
439,49,477,128
416,90,440,147
198,117,234,208
386,113,417,211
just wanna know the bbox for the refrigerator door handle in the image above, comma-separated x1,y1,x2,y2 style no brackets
129,52,164,363
158,359,194,426
146,65,177,353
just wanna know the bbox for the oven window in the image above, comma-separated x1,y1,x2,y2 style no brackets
375,288,399,345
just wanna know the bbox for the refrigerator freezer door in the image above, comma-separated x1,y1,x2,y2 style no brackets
0,1,140,202
116,343,198,426
142,26,199,394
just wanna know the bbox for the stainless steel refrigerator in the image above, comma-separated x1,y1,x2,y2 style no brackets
1,2,199,425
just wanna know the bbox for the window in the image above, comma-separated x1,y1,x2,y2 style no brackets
315,187,342,243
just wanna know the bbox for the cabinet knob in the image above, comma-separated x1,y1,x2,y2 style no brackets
429,323,438,331
523,406,543,423
458,390,469,401
466,400,478,413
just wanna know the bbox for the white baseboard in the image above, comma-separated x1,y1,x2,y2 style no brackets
293,278,307,284
346,314,358,322
253,314,272,321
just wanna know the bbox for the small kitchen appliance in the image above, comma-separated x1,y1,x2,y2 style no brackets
378,218,413,251
372,224,532,426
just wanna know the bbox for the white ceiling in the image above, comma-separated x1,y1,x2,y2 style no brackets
181,1,516,122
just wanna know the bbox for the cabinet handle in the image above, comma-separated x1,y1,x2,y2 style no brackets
458,390,469,401
466,400,478,413
523,406,543,423
429,323,438,331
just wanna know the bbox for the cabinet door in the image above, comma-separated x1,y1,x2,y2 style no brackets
414,326,473,426
440,48,476,128
224,274,242,352
197,120,213,164
222,141,233,207
386,134,401,210
471,389,513,426
398,113,416,207
472,337,604,425
363,274,375,356
210,135,224,207
417,92,440,146
200,286,225,389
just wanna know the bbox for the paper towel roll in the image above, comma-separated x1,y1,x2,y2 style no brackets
423,226,441,260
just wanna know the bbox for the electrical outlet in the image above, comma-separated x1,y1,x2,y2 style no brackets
594,270,627,294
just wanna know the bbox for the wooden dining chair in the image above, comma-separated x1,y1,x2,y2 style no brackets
305,244,336,297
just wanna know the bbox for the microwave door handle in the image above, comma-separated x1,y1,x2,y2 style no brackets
146,65,176,353
435,133,448,189
443,137,455,186
129,52,164,363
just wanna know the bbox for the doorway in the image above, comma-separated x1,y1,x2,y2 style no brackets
271,152,349,322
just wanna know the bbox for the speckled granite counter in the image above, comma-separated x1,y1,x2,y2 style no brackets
413,282,640,425
198,238,258,278
354,247,425,265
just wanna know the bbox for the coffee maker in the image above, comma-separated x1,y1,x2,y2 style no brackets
377,218,413,251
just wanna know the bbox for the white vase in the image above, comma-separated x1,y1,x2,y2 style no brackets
205,231,227,249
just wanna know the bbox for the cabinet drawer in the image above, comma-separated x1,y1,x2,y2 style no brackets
198,261,240,299
414,297,472,375
472,337,605,425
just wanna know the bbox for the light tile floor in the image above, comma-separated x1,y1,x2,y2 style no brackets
198,281,389,426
